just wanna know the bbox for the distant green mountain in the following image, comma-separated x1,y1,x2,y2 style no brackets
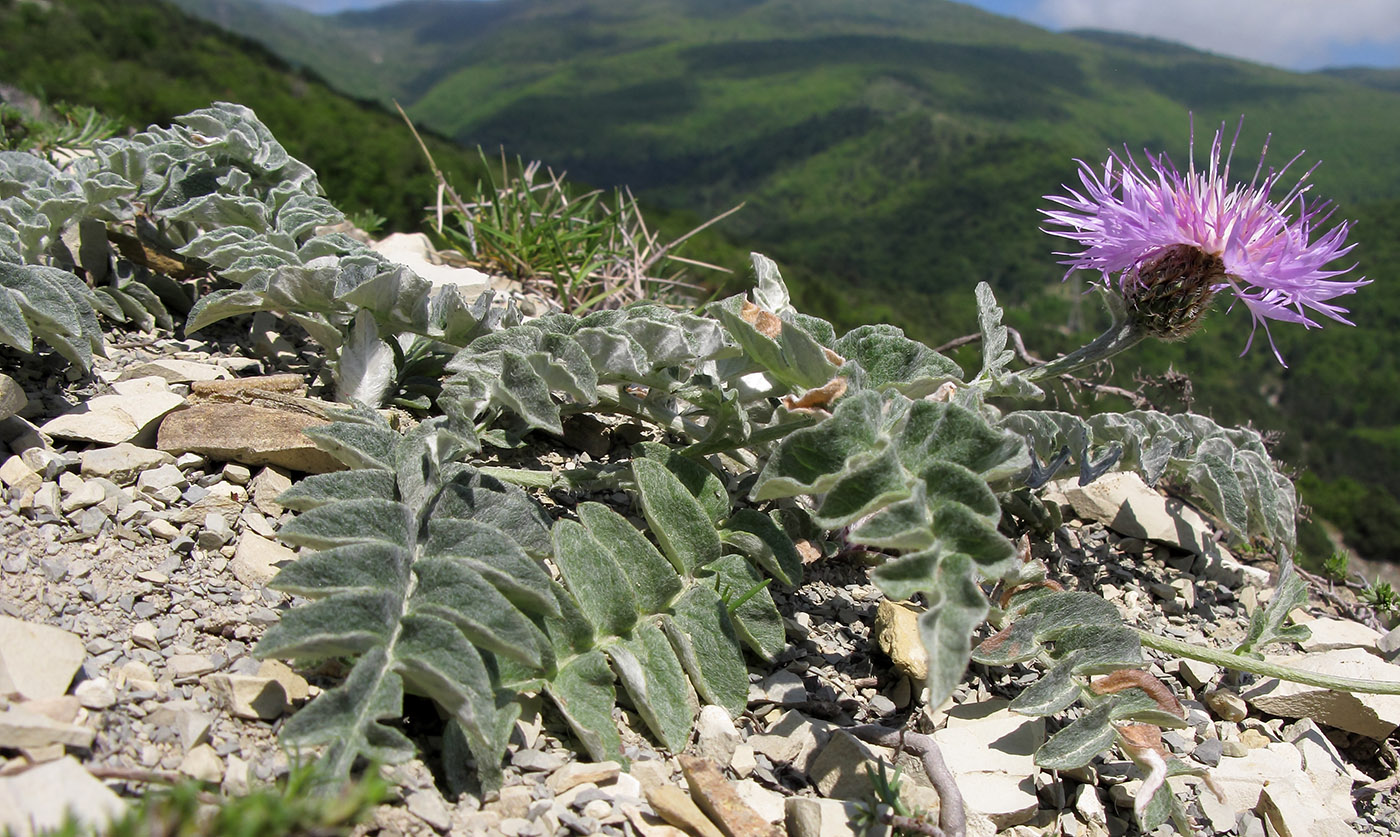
20,0,1400,563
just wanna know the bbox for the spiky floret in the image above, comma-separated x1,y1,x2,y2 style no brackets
1042,119,1369,363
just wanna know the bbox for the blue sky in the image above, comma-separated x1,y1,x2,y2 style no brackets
271,0,1400,72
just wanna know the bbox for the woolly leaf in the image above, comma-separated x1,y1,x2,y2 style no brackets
634,442,730,525
546,650,623,763
634,458,722,574
334,309,397,407
552,520,639,639
834,324,962,397
719,509,803,588
575,502,682,615
663,585,748,714
607,622,695,752
257,416,558,792
1236,562,1311,657
1034,702,1118,770
704,553,784,661
710,294,837,391
918,553,990,709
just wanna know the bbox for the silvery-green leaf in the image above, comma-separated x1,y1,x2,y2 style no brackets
494,350,561,434
703,553,784,661
663,585,747,714
277,498,411,550
0,282,33,351
930,503,1018,576
269,543,407,597
634,457,722,574
277,648,415,785
607,621,694,752
718,508,803,587
572,327,649,379
834,324,963,395
411,557,552,669
847,486,935,552
394,614,507,792
1034,702,1117,770
576,502,682,615
870,550,942,603
302,421,399,470
258,592,396,660
113,281,174,331
749,252,792,316
633,441,729,525
546,650,622,763
752,391,883,501
184,288,269,333
813,442,910,528
899,400,1028,483
334,310,397,407
975,281,1014,379
1236,561,1311,657
433,467,554,559
271,468,398,512
972,593,1123,666
710,295,836,391
552,520,639,639
918,553,990,709
423,519,556,616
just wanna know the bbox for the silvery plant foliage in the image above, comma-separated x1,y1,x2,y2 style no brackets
0,104,1321,834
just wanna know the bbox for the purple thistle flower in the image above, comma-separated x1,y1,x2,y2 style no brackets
1041,118,1368,364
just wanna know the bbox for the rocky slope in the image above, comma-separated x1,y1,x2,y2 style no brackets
2,238,1400,837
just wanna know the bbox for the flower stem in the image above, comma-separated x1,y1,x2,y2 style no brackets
1137,629,1400,694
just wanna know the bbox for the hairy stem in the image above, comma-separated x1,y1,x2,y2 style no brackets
1138,630,1400,694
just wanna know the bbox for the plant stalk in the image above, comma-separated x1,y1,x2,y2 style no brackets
1137,629,1400,694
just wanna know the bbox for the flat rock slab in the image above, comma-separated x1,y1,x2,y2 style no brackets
157,402,343,473
930,699,1043,829
41,377,184,446
0,757,126,837
79,442,176,485
1241,648,1400,739
117,359,231,384
231,532,298,589
0,615,86,700
1298,618,1382,654
1058,472,1213,553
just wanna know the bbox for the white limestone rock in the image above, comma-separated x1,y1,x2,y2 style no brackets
1057,471,1215,553
0,757,126,837
1240,648,1400,739
79,443,176,485
41,377,184,446
178,743,225,783
1298,618,1382,654
205,673,288,720
0,616,86,701
371,233,492,299
693,703,740,766
930,699,1043,829
231,531,297,589
118,359,231,384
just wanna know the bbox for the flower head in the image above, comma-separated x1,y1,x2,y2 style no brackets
1041,119,1368,364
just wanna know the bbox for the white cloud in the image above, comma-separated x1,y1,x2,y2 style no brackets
1028,0,1400,69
